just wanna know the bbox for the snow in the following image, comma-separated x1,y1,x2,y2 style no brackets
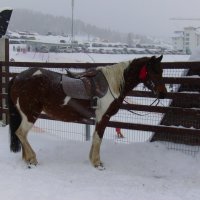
9,50,190,63
1,51,199,199
0,126,200,200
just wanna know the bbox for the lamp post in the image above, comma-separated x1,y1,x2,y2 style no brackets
71,0,74,52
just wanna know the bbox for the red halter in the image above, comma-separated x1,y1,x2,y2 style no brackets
139,65,148,81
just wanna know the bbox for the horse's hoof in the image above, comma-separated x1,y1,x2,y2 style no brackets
26,158,38,167
27,163,37,169
95,162,105,170
95,165,105,170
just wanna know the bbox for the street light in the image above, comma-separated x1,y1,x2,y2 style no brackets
71,0,74,52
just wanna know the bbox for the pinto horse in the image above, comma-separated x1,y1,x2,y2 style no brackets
8,55,167,169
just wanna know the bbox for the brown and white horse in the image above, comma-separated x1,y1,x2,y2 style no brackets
8,55,167,169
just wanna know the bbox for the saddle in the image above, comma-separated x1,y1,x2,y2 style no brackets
61,69,108,103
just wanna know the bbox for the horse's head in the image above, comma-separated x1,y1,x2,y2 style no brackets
139,55,167,99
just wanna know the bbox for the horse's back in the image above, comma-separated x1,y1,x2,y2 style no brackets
14,67,60,81
10,68,62,104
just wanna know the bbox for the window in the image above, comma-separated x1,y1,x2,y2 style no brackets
185,38,189,41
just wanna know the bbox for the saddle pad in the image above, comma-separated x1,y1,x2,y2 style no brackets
61,75,90,99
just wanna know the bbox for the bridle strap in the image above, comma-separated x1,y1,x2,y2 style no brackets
123,98,160,116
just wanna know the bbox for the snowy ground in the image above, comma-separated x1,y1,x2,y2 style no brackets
1,51,199,199
0,126,200,200
9,50,190,63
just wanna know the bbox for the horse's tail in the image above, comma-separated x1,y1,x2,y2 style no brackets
7,78,22,152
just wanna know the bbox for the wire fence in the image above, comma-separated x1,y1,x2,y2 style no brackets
0,61,200,155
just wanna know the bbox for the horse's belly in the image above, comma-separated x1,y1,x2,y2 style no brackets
43,103,94,123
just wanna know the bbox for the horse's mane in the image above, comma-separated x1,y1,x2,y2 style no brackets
97,61,130,98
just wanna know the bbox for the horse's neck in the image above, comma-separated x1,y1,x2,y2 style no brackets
122,61,145,97
98,61,129,98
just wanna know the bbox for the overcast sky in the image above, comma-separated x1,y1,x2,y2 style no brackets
1,0,200,37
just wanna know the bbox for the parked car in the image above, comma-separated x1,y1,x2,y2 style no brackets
39,45,49,53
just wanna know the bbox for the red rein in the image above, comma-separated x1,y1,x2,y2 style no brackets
139,65,147,81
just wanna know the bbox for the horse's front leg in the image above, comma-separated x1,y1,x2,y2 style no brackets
89,131,103,169
89,116,109,170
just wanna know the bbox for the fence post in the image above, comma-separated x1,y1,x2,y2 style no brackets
85,124,91,141
0,38,9,125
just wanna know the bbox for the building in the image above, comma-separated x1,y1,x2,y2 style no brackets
171,31,184,52
172,27,200,54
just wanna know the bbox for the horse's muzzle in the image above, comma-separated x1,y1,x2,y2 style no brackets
155,84,167,99
158,92,166,99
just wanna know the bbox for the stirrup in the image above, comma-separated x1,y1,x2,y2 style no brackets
91,96,99,109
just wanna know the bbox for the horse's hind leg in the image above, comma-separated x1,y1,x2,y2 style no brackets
16,100,39,165
16,121,38,165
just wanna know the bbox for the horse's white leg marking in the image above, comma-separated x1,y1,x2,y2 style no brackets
90,90,115,169
16,99,38,165
32,70,42,76
95,90,114,122
62,96,71,106
89,131,103,168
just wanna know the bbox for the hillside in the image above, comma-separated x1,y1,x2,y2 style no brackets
8,9,153,44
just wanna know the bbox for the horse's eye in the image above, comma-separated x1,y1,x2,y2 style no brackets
151,67,162,75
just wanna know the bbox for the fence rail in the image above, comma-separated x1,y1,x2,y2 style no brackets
0,60,200,146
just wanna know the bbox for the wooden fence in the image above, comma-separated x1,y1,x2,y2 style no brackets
0,60,200,145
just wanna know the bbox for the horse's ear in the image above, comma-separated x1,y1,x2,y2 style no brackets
150,56,156,62
148,56,156,66
156,55,163,62
149,55,163,64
